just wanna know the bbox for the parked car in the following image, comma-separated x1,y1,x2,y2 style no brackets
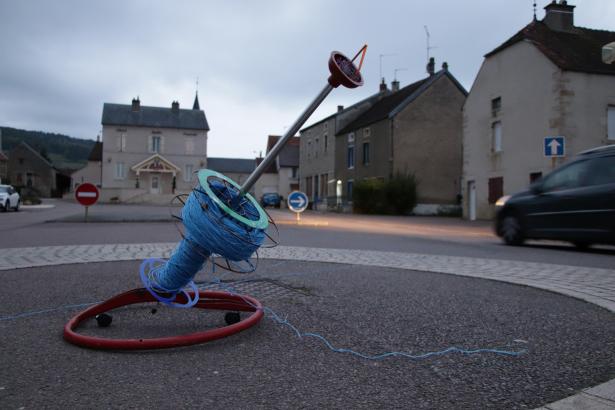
260,192,281,208
0,184,21,212
495,145,615,248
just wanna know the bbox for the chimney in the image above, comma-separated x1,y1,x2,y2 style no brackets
379,78,388,92
426,57,435,76
171,100,180,111
131,97,140,112
543,0,575,32
337,105,344,113
442,61,449,71
391,80,400,92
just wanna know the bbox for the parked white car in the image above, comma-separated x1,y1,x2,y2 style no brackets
0,185,20,212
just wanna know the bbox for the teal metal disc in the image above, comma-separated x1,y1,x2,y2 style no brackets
197,169,269,230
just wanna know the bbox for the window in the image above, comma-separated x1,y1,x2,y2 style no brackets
541,160,592,192
324,122,328,130
529,172,543,183
347,180,354,202
492,121,502,152
117,133,126,152
151,136,161,153
18,158,24,165
363,127,371,138
307,140,311,160
321,173,328,198
314,175,319,200
347,145,355,168
348,133,355,143
491,97,501,117
608,106,615,140
291,167,298,178
488,177,503,204
315,138,319,158
184,164,194,182
324,135,328,153
115,162,126,180
185,138,195,155
362,142,370,165
305,176,313,197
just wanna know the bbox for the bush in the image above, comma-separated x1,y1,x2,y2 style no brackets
353,173,417,215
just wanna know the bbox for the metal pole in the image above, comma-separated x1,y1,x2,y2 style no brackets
239,83,334,196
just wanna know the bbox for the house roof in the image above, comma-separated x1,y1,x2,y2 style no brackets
336,70,467,135
14,141,54,168
266,135,299,168
485,20,615,76
88,141,102,161
102,103,209,130
207,157,256,174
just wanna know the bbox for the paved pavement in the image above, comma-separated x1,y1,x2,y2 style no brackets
1,243,615,408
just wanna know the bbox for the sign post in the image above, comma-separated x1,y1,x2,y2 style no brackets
75,183,100,222
544,136,565,169
287,191,308,222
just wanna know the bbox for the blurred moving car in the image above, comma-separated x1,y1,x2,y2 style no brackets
0,184,20,212
495,145,615,248
260,192,281,208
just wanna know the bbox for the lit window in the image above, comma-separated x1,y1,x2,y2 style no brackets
492,121,502,152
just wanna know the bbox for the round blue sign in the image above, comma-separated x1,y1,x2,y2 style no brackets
287,191,308,213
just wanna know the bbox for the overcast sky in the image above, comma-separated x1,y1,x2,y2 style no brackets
1,1,614,158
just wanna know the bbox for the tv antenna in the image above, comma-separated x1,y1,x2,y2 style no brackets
393,68,408,80
379,53,397,81
424,25,437,61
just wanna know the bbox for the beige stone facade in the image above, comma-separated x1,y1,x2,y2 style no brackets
462,5,615,220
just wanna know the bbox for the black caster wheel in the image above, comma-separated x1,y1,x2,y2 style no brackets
224,312,241,325
95,313,113,327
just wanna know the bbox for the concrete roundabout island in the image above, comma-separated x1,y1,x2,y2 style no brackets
1,245,614,409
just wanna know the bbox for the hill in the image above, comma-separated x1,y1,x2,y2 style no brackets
0,127,95,171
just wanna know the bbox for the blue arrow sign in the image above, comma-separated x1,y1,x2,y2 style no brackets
544,136,565,157
287,191,308,213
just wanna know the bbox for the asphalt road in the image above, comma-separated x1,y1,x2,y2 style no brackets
2,260,614,409
1,199,614,269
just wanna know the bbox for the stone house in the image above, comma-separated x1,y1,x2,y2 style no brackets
299,83,390,210
71,139,102,189
100,96,208,202
335,62,467,212
7,141,69,197
462,1,615,220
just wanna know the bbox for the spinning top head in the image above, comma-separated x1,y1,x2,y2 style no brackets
328,51,364,89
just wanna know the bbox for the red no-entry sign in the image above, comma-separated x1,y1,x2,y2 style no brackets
75,183,99,207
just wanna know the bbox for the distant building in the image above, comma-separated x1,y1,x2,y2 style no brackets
263,135,299,205
71,139,102,189
100,96,208,202
335,60,467,212
299,83,390,210
207,157,255,187
462,1,615,220
7,141,70,197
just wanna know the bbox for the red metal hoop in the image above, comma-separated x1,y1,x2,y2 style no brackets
64,288,264,350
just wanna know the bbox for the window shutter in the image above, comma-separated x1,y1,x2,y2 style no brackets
160,136,165,154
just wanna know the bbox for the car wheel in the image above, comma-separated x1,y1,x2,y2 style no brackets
500,214,524,246
1,201,7,212
13,200,20,212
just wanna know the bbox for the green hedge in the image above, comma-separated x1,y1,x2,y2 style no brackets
353,173,417,215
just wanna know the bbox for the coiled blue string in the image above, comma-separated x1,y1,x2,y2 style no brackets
140,179,266,306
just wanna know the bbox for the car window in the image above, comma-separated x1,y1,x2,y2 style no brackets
541,160,592,192
0,186,7,193
584,156,615,186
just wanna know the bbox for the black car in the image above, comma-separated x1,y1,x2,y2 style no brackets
260,192,281,208
495,145,615,248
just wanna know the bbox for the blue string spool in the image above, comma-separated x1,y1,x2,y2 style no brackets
140,169,269,307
